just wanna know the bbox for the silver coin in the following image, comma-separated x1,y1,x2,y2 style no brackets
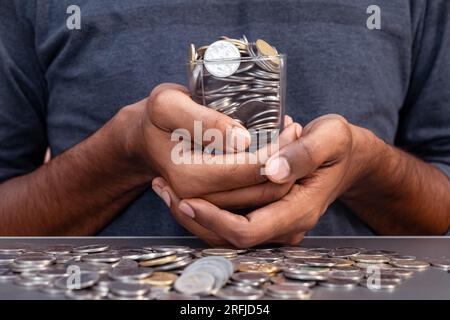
390,260,429,270
65,289,103,300
0,254,18,264
174,271,215,296
352,255,390,264
42,245,73,255
108,267,153,281
390,255,416,262
266,283,312,300
109,281,151,297
329,271,363,282
81,252,121,264
204,40,241,78
360,278,399,290
428,258,450,270
0,244,27,254
152,245,194,254
232,272,269,285
54,271,100,290
215,286,264,300
328,248,361,258
362,249,398,256
284,271,328,282
153,256,192,271
156,292,200,300
73,244,110,254
38,268,70,279
303,258,337,267
14,254,55,266
66,261,111,274
113,259,139,269
0,270,17,282
320,278,358,289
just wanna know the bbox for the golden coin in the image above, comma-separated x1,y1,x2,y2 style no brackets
237,263,280,274
140,272,177,286
139,255,177,267
256,39,279,66
189,43,196,62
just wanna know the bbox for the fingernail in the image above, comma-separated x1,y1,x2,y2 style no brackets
295,124,302,139
231,127,251,150
285,116,293,126
152,184,162,197
160,190,171,207
265,157,291,181
179,202,195,219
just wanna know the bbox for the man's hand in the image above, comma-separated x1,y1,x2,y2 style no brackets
156,114,450,247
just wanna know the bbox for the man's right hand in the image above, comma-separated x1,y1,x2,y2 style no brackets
122,83,296,204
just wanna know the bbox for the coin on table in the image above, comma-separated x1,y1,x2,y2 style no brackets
156,292,200,300
140,272,178,287
428,258,450,270
204,40,241,78
304,258,337,267
215,286,264,300
67,261,111,274
66,289,103,300
113,259,139,269
14,254,55,266
270,274,316,287
360,278,399,290
0,270,17,281
237,263,279,274
266,283,312,299
320,278,359,289
328,248,361,258
73,244,109,254
352,254,390,264
390,260,430,270
42,245,73,255
108,267,154,281
54,271,100,290
0,254,18,265
329,271,363,282
174,271,215,296
201,248,238,258
81,252,121,263
232,272,269,286
390,255,416,262
152,245,194,254
109,282,151,297
139,254,178,267
283,251,322,259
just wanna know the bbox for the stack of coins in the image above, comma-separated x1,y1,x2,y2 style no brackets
1,243,449,300
188,36,285,148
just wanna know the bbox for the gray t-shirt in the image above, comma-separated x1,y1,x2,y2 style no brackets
0,0,449,236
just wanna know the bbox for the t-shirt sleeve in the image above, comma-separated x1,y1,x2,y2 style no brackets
0,1,47,182
395,0,450,179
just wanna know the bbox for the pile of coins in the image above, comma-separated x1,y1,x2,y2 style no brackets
188,36,285,147
1,243,450,300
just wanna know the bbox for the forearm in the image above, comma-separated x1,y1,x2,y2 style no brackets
342,126,450,235
0,102,152,235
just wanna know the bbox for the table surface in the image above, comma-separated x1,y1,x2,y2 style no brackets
1,236,449,300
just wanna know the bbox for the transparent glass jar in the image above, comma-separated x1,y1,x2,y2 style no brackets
188,54,286,148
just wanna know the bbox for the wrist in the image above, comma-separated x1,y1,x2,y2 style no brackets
109,99,156,183
344,124,387,197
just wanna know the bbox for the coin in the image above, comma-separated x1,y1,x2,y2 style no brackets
54,271,100,290
81,252,121,263
175,271,215,296
352,255,390,264
237,263,279,274
215,286,264,300
232,272,269,286
202,248,238,258
266,283,312,299
204,40,241,78
139,254,178,267
109,267,153,281
319,278,358,289
140,272,177,286
428,258,450,270
390,260,430,270
73,244,109,254
109,282,151,297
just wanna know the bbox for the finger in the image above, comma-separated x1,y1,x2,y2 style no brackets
201,181,293,210
148,83,251,151
256,121,302,165
264,115,349,183
152,178,229,246
180,185,316,248
284,115,293,127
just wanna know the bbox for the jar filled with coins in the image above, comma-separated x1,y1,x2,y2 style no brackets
188,36,286,149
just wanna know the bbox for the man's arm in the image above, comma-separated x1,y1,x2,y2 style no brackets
0,102,151,235
341,126,450,235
